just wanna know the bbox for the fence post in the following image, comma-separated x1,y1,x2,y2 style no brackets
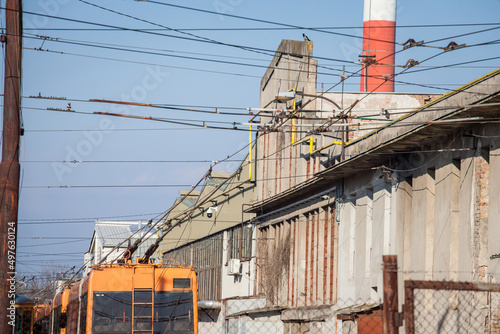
383,255,399,334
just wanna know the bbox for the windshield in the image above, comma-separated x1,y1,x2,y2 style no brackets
92,291,194,334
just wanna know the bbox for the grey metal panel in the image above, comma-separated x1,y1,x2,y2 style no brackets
95,224,132,247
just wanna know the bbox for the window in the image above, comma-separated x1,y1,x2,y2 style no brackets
154,291,194,333
228,225,253,260
79,294,87,334
173,278,191,289
92,292,132,333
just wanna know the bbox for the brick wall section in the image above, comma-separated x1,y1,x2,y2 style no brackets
473,149,489,282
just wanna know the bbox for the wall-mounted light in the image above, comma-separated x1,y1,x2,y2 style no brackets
275,91,296,101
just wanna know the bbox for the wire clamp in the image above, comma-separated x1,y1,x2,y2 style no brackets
443,41,466,52
401,38,424,50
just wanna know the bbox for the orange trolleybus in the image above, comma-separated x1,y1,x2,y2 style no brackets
51,285,71,334
60,259,198,334
33,303,51,334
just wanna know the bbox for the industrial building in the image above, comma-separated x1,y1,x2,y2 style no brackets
159,35,500,332
158,0,500,331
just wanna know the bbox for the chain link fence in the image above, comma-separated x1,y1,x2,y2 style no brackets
196,280,500,333
199,297,386,334
405,280,500,334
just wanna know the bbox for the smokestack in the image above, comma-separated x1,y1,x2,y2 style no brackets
360,0,396,92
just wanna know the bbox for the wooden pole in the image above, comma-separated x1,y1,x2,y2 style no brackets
383,255,399,334
0,0,22,332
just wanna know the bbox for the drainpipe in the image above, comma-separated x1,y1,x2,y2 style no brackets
198,300,222,309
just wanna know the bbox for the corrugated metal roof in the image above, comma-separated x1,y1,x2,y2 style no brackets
95,224,133,247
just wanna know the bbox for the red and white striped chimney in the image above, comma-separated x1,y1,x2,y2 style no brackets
360,0,396,92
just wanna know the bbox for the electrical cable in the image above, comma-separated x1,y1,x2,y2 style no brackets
145,1,399,46
22,105,259,132
22,93,252,116
426,26,500,44
23,29,500,93
22,184,200,189
24,46,264,80
13,9,355,65
20,21,500,32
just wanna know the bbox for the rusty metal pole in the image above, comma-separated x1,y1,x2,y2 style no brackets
0,0,22,332
383,255,399,334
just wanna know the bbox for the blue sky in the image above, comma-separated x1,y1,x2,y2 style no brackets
7,0,500,278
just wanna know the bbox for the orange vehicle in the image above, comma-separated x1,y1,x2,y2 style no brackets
34,303,51,334
63,259,198,334
51,285,71,334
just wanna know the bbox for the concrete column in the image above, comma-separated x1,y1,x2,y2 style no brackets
355,194,368,300
410,170,435,280
433,162,453,281
458,155,474,282
449,160,460,282
338,198,356,304
424,169,435,282
297,216,306,307
402,178,413,282
372,182,389,282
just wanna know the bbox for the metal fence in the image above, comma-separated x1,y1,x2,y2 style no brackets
196,280,500,334
405,280,500,334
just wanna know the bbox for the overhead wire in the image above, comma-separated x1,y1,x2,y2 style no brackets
252,46,478,163
56,135,252,271
22,23,500,94
8,4,500,88
12,2,500,272
24,34,500,89
401,54,500,75
73,0,377,79
426,25,500,44
20,21,500,31
24,47,264,80
13,8,355,65
144,1,399,45
107,136,257,262
22,184,200,189
22,105,258,132
21,94,252,116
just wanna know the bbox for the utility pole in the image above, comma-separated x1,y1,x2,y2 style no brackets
0,0,22,332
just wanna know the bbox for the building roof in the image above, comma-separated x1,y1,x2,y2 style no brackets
95,223,133,247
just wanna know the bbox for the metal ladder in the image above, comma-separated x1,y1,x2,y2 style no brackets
132,268,155,334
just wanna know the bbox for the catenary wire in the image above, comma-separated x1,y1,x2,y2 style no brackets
20,21,500,32
13,9,356,65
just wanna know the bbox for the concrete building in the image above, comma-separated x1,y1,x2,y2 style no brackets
83,220,157,275
244,40,500,333
157,38,500,333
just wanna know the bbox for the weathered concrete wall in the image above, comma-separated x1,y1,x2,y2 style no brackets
333,119,500,310
256,39,318,204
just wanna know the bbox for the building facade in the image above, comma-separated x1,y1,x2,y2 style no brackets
160,39,500,333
